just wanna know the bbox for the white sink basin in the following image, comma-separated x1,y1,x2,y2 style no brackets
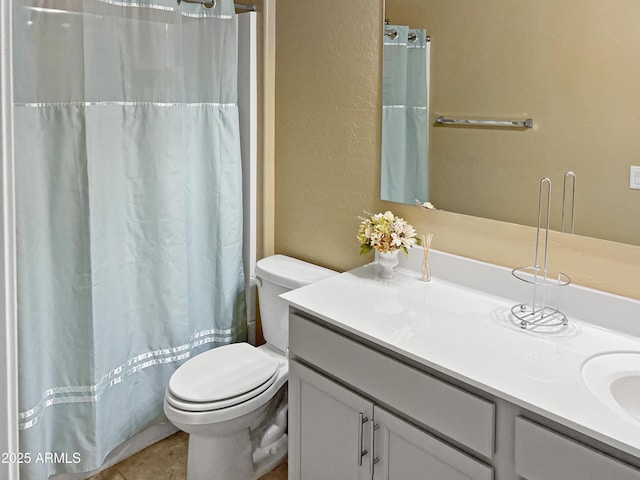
582,352,640,423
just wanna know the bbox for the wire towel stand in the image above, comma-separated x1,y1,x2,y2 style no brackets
511,178,570,331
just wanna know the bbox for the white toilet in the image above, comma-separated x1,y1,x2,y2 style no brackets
164,254,337,480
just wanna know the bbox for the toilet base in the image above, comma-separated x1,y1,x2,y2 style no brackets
187,428,254,480
185,428,288,480
252,434,288,479
179,397,288,480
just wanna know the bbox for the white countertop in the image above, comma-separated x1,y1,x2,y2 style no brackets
281,250,640,459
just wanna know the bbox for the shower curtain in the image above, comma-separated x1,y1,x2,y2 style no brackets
12,0,246,478
381,25,430,204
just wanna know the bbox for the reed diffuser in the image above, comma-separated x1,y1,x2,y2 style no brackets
421,233,433,282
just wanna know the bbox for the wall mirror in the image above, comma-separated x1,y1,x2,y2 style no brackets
382,0,640,246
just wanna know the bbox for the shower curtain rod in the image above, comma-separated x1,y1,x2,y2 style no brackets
384,28,430,43
177,0,256,11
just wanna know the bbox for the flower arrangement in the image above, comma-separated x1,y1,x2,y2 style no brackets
357,211,420,256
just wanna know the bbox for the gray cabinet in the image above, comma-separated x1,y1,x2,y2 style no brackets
288,312,495,458
289,360,493,480
515,417,640,480
289,313,495,480
289,360,372,480
373,406,492,480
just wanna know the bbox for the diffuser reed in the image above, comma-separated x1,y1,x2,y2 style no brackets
421,233,433,282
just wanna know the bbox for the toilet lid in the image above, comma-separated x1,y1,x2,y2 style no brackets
168,343,280,403
166,369,279,412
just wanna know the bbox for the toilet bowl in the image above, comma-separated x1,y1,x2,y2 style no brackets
164,255,337,480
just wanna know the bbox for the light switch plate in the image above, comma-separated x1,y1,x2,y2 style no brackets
631,166,640,190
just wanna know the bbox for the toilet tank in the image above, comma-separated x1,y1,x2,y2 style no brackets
255,255,338,353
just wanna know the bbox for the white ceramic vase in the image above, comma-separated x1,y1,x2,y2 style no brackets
378,250,399,279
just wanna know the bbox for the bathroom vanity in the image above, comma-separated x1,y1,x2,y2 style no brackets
282,251,640,480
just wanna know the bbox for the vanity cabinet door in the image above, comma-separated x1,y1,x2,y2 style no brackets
372,406,493,480
289,360,374,480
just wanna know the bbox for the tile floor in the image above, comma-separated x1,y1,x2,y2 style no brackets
88,432,287,480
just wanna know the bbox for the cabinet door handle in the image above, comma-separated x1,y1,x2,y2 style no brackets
369,422,380,475
357,413,369,466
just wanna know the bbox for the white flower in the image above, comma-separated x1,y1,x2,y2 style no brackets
403,222,417,238
391,233,403,248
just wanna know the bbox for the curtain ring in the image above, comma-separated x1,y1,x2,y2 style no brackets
384,29,398,40
177,0,216,8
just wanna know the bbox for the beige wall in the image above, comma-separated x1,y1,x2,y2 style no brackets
273,0,640,300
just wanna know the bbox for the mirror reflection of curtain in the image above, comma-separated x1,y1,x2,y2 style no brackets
381,25,430,204
12,0,246,478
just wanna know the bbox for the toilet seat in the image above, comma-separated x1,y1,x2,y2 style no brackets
164,354,288,427
167,343,281,413
166,368,279,412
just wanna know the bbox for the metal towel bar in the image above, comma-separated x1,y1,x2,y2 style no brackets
435,116,533,129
